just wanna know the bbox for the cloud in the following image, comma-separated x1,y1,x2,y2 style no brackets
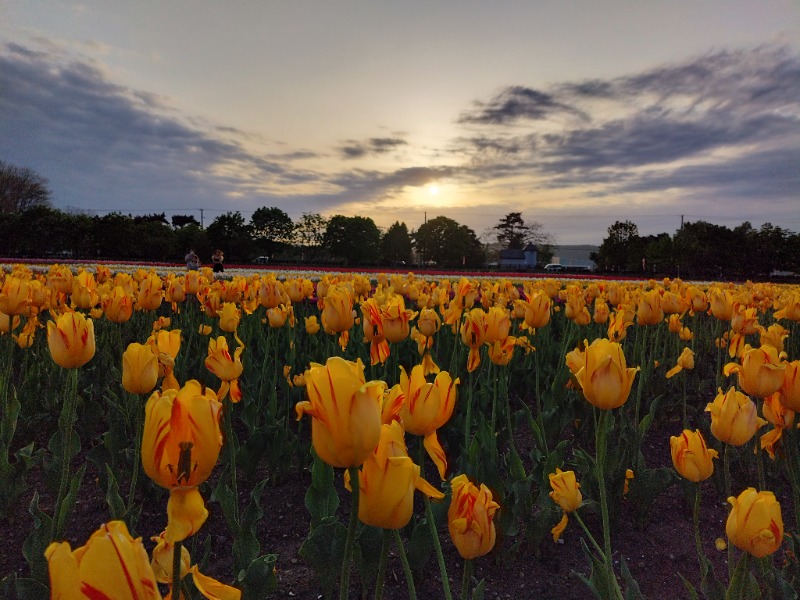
458,85,588,124
0,39,797,242
338,137,407,159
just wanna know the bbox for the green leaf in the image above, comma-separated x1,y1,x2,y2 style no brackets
233,480,269,572
241,554,279,600
406,517,434,579
620,557,645,600
211,474,241,537
0,573,49,600
473,578,486,600
55,463,86,538
304,453,339,530
22,492,53,584
298,516,347,600
726,551,761,600
353,525,383,599
679,573,700,600
104,464,126,520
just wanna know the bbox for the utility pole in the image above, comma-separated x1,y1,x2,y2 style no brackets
680,214,684,229
200,208,204,229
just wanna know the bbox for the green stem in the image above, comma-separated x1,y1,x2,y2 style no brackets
374,529,390,600
784,428,800,531
461,558,473,600
127,392,143,519
52,368,79,540
172,539,183,598
418,443,453,600
339,466,360,600
573,512,606,560
682,374,688,429
595,410,617,600
724,444,733,582
222,396,240,526
693,485,704,570
464,369,473,453
392,528,417,600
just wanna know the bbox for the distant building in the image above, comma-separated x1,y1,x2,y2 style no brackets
550,245,599,271
498,243,538,270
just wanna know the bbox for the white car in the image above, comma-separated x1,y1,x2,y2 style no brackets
544,264,564,272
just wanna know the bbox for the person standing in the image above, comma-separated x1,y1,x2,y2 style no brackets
212,249,225,275
185,249,201,270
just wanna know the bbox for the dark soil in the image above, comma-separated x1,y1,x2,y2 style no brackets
3,411,768,600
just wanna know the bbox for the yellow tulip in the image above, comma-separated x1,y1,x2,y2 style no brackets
665,347,695,379
549,468,582,512
756,323,788,355
0,276,31,316
417,307,441,338
448,474,499,559
397,365,459,479
205,335,244,402
523,291,551,330
779,360,800,412
705,387,766,446
484,306,511,344
295,357,382,468
45,521,160,600
636,289,663,326
461,308,488,372
723,344,785,399
47,311,96,369
141,381,222,541
726,488,783,558
135,273,164,312
347,422,444,529
572,338,638,410
305,315,320,335
103,285,134,323
382,295,417,343
217,302,241,332
709,287,735,321
122,342,159,395
670,429,718,482
488,336,517,366
150,530,191,584
321,284,354,333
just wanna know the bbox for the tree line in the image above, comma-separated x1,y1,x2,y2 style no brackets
592,220,800,279
0,162,555,268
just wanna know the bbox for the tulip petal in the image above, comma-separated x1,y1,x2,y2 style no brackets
190,565,242,600
166,488,209,542
423,432,448,480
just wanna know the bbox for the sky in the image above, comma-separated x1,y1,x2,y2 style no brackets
1,1,799,245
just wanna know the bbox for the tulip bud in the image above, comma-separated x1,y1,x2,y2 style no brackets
670,429,718,482
448,474,499,559
726,488,783,558
573,338,639,410
549,468,582,512
705,387,766,446
47,311,96,369
122,343,159,395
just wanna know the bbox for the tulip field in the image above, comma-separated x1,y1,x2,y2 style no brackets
1,262,800,599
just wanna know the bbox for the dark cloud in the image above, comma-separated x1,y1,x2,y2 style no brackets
458,85,588,124
338,137,407,159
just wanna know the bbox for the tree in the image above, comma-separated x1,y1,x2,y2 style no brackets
251,207,295,244
323,215,382,265
205,212,253,262
172,214,200,228
413,216,484,268
493,212,551,249
594,220,642,271
381,221,413,265
0,161,52,212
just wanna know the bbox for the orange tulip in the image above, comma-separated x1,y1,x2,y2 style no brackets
705,387,766,446
295,357,382,468
726,488,783,558
47,311,96,369
724,344,785,399
346,421,444,529
670,429,718,482
572,338,638,410
448,474,499,559
205,335,244,402
46,521,161,600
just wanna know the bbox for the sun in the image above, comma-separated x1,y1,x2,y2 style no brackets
428,184,439,195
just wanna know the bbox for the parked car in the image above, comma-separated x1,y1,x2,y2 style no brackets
544,263,564,272
253,256,269,264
